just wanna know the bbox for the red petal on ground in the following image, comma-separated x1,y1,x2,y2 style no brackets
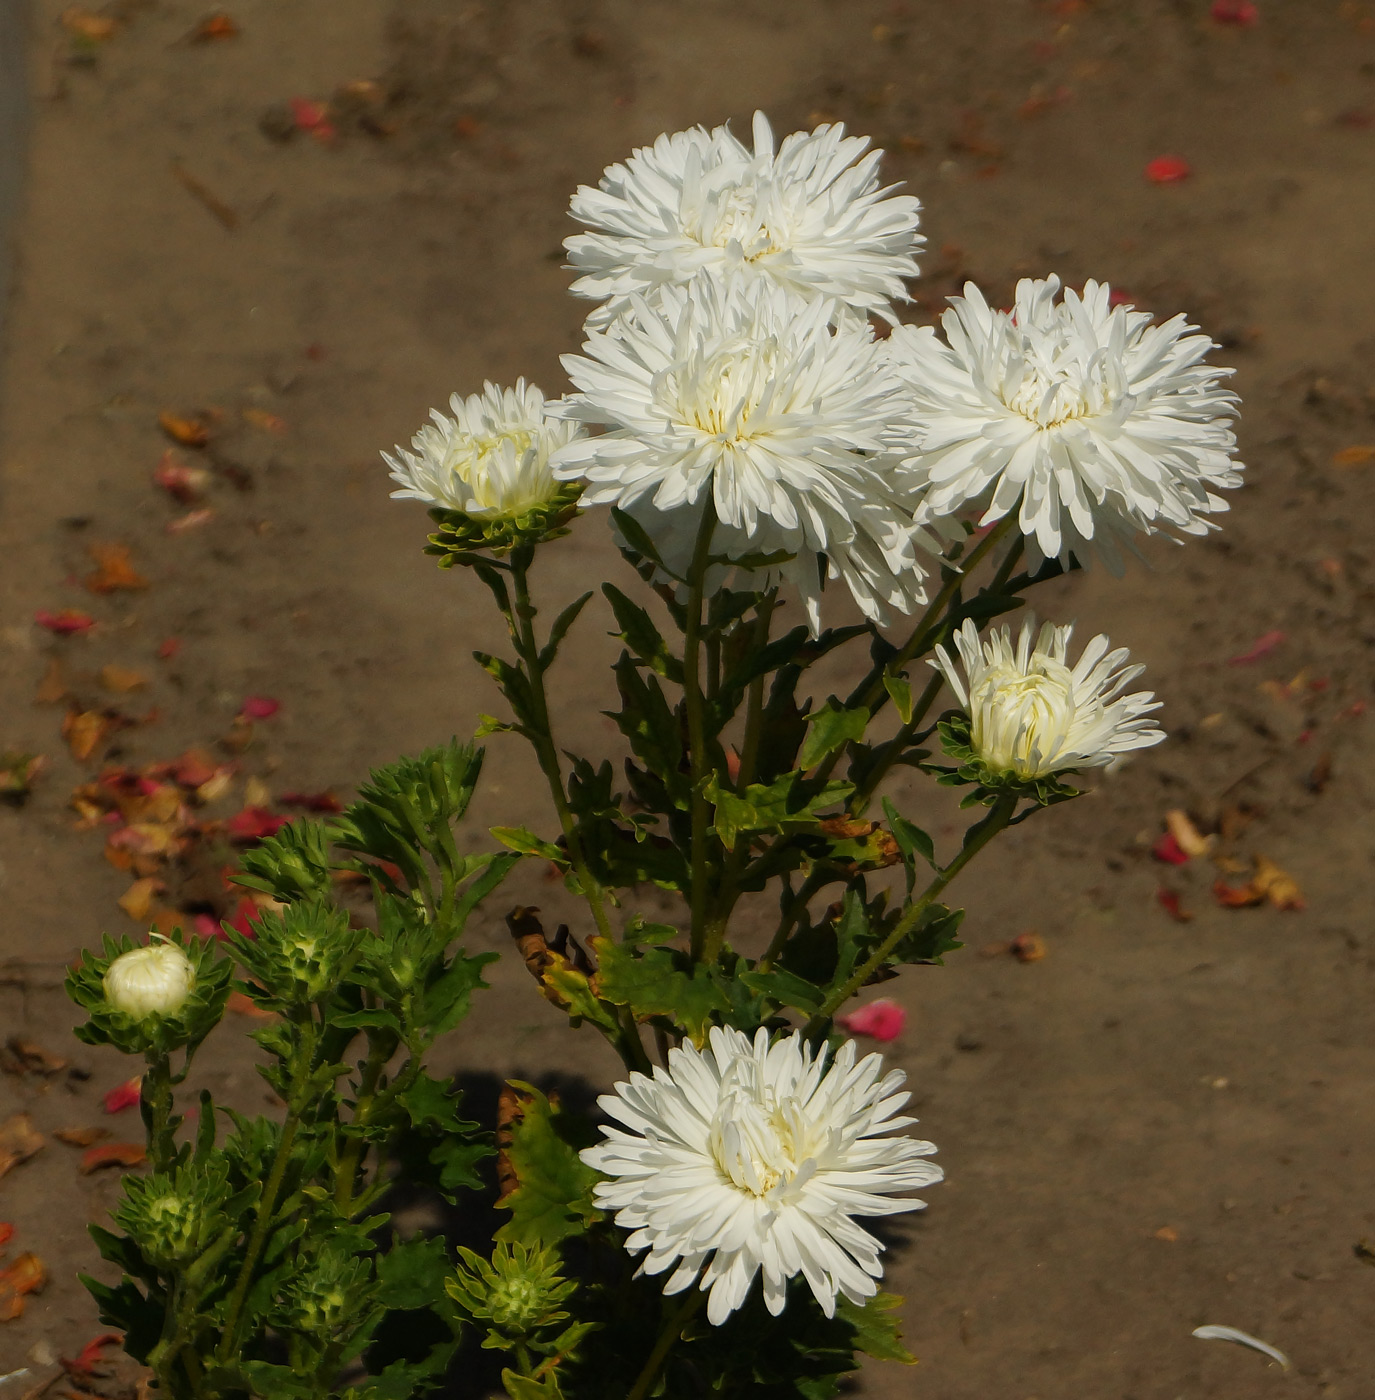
279,790,344,813
1145,155,1191,183
102,1076,142,1114
35,609,96,635
1157,887,1194,922
290,96,330,129
80,1142,147,1174
158,636,182,660
61,1332,124,1377
1227,629,1286,665
1211,0,1258,23
240,695,280,720
1152,832,1190,865
836,998,906,1042
0,1222,13,1248
226,805,291,841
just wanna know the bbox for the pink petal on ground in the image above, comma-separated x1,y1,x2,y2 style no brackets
1227,629,1285,666
836,999,906,1042
226,806,290,841
1145,155,1191,183
1211,0,1258,24
102,1076,142,1114
239,695,280,720
35,609,96,636
1152,832,1190,866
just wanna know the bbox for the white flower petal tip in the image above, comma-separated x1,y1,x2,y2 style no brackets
887,276,1243,567
552,276,943,632
931,615,1164,780
580,1026,941,1326
382,379,583,518
1192,1325,1291,1370
565,111,922,326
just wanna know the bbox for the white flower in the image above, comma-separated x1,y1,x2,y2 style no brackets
581,1026,941,1325
383,380,583,517
887,277,1242,567
931,616,1165,780
551,278,940,631
565,111,921,327
104,941,196,1019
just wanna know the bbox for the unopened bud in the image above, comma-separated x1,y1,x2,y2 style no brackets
103,941,195,1018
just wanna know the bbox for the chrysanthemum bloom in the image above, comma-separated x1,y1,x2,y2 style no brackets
887,277,1242,567
103,940,196,1018
931,616,1165,780
551,278,941,631
565,111,922,327
580,1026,941,1325
383,380,583,518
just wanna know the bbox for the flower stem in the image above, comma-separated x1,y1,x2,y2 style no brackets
142,1052,177,1174
803,791,1018,1033
683,502,718,963
627,1289,702,1400
508,549,614,944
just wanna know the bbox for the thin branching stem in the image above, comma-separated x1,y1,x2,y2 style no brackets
626,1289,703,1400
683,503,719,962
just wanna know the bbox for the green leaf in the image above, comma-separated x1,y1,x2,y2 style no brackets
881,798,936,893
739,967,825,1015
798,701,869,771
375,1236,454,1311
882,674,914,725
501,1369,566,1400
492,826,566,863
495,1083,602,1250
603,584,683,683
419,949,499,1036
706,771,853,852
610,507,681,579
837,1291,916,1365
539,590,594,669
591,938,731,1041
889,903,965,967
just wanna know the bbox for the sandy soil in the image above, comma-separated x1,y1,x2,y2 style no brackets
2,1,1375,1395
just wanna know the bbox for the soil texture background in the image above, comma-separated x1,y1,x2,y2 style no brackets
2,2,1375,1396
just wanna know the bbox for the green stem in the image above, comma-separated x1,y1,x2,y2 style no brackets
142,1053,178,1174
702,591,775,963
627,1289,703,1400
803,792,1018,1034
756,867,831,973
683,503,718,963
509,550,614,944
332,1031,397,1216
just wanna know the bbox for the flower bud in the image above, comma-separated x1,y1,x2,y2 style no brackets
103,941,196,1019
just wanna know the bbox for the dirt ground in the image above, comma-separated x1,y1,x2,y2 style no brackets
2,0,1375,1395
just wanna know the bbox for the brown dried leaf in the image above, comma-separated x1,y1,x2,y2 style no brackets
3,1038,68,1075
1010,930,1046,963
99,664,148,694
60,7,116,39
1165,809,1214,859
158,410,211,448
116,877,166,922
79,1142,146,1175
35,658,69,704
1252,855,1305,911
1332,444,1375,466
53,1127,110,1147
241,407,287,435
0,1251,46,1321
62,709,117,762
0,1116,45,1181
84,543,148,594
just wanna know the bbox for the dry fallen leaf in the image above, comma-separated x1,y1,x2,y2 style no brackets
1227,629,1285,666
1154,1226,1179,1242
1165,809,1214,858
242,407,288,435
243,776,271,808
2,1038,68,1076
191,11,239,40
1252,855,1305,910
100,664,148,694
53,1127,110,1147
80,1142,146,1175
116,877,166,922
152,449,210,502
84,543,148,594
1332,444,1375,466
166,507,215,533
0,752,46,804
0,1116,45,1181
0,1251,46,1322
63,709,118,762
1156,887,1193,923
60,7,116,39
158,410,212,448
1011,931,1046,963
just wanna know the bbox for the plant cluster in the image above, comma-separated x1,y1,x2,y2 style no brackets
70,110,1241,1399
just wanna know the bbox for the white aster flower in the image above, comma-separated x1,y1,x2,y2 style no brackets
581,1026,941,1326
565,111,921,327
932,616,1165,780
383,379,582,517
104,940,196,1019
551,278,940,631
887,277,1242,567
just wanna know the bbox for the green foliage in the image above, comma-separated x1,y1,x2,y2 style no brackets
424,487,584,560
494,1083,602,1250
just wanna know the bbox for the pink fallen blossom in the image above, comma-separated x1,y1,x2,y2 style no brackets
102,1076,142,1114
836,999,906,1043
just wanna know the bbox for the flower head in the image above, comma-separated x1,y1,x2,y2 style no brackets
566,111,921,326
384,380,582,519
888,277,1242,567
580,1026,941,1325
932,616,1165,781
103,940,196,1019
552,277,940,630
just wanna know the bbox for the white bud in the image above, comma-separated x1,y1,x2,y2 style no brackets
103,942,195,1018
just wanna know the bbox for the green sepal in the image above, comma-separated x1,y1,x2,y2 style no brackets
424,485,583,560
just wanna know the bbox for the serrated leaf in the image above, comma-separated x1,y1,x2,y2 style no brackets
492,826,566,863
739,967,825,1015
610,507,680,579
501,1369,566,1400
539,590,594,669
494,1084,601,1250
591,938,731,1041
837,1291,916,1365
375,1235,454,1311
881,798,936,893
798,701,869,771
706,772,853,852
603,584,683,682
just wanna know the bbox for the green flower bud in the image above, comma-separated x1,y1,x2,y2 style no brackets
103,940,195,1018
